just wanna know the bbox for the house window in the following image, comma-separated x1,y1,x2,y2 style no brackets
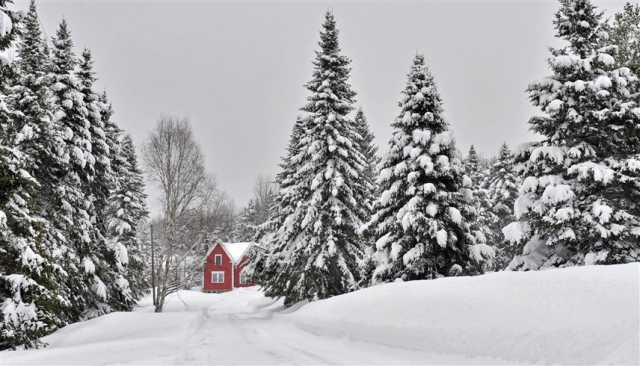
240,268,250,285
214,254,222,265
211,271,224,283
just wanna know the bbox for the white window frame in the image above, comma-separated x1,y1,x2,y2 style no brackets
214,254,222,265
211,271,224,284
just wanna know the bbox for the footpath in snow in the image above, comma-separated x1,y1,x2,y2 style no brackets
1,263,638,365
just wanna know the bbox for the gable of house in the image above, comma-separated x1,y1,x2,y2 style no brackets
203,243,233,292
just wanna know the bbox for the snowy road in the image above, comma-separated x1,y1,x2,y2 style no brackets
0,288,491,365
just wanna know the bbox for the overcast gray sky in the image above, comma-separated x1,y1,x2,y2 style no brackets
11,0,632,212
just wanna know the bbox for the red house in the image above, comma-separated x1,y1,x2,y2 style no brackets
203,241,255,292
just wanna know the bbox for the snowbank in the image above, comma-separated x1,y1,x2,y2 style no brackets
0,264,637,365
287,263,639,365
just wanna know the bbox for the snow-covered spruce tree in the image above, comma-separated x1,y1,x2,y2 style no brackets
104,129,148,307
0,1,74,350
76,48,131,313
353,108,379,284
100,93,148,302
121,135,148,301
464,145,498,270
100,93,127,307
609,2,640,75
260,12,368,305
485,143,519,269
50,19,107,318
506,0,640,270
364,55,493,284
246,116,306,285
0,0,55,350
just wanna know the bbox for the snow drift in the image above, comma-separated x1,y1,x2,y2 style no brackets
288,263,639,365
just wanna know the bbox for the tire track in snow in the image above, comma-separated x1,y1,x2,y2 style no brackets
226,313,293,364
228,312,340,365
173,305,216,364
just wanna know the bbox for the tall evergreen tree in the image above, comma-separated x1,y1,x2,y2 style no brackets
104,129,147,307
1,7,148,348
0,0,52,349
506,0,640,270
1,1,77,350
353,108,379,283
49,19,107,317
260,12,367,305
364,55,493,284
99,91,147,303
485,143,519,269
121,135,148,301
75,48,127,314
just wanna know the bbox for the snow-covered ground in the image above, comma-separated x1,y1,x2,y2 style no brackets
1,264,638,365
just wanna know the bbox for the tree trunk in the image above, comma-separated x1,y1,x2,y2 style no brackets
151,224,157,307
154,297,164,313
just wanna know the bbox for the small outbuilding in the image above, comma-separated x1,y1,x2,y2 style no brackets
203,241,255,292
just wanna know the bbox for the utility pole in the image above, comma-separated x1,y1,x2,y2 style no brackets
150,223,156,307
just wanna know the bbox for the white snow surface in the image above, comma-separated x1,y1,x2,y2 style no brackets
1,264,638,365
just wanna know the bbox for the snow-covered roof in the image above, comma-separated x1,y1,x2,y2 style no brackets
205,241,255,264
222,242,254,263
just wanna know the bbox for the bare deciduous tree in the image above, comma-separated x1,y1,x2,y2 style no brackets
143,116,210,312
144,117,208,224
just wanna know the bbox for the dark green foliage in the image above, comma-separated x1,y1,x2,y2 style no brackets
353,108,379,284
365,55,493,284
259,12,367,306
0,5,147,348
104,130,148,308
509,0,640,270
0,1,63,350
554,0,604,58
354,108,378,207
